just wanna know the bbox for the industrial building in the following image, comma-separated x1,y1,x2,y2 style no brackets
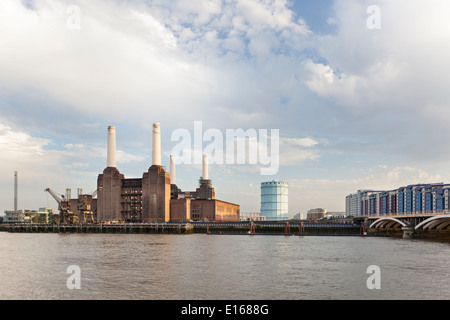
346,183,450,216
260,180,289,221
96,124,239,223
4,124,239,225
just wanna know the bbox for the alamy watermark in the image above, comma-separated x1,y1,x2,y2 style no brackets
367,5,381,30
171,121,279,176
66,5,81,30
366,265,381,290
66,265,81,290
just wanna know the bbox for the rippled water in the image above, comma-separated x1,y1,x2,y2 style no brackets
1,233,449,300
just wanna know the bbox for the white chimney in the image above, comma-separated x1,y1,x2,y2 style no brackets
152,123,161,166
107,126,117,168
202,154,209,180
170,155,176,184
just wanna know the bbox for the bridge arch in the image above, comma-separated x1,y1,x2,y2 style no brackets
415,215,450,231
369,218,409,230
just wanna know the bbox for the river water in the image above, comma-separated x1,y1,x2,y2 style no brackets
0,233,449,300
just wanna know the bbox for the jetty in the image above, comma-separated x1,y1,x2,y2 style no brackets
0,221,363,236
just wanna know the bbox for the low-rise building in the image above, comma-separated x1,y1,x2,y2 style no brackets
307,208,327,220
240,212,266,221
325,211,346,219
3,208,55,224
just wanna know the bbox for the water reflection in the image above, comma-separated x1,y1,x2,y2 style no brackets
0,233,449,300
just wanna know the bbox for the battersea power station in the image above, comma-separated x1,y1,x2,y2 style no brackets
96,124,240,223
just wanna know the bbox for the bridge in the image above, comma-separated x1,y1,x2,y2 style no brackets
365,212,450,239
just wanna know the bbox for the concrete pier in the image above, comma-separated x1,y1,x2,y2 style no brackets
402,226,415,239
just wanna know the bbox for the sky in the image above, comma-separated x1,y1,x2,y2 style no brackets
1,0,450,218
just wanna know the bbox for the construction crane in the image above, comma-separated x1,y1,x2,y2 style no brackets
45,188,78,225
77,187,102,224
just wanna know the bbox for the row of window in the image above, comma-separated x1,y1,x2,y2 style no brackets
366,194,446,215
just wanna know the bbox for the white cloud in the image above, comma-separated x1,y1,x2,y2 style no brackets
0,0,313,131
129,10,177,49
303,60,362,105
282,137,318,148
305,0,450,114
0,123,57,180
0,0,210,125
279,136,320,165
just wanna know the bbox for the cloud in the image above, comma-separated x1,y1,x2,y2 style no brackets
0,0,313,133
279,136,320,165
303,59,363,106
305,0,450,113
64,143,145,165
0,123,58,180
295,0,450,166
282,137,318,148
0,0,209,126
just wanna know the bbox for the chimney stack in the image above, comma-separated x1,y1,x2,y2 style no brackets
202,154,209,180
107,126,117,168
170,155,176,184
14,171,17,211
152,123,161,166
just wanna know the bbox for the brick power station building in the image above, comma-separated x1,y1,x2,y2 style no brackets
96,124,240,223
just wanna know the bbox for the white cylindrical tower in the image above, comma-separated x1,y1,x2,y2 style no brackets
170,155,176,184
202,154,209,180
152,123,161,166
107,126,116,168
260,181,289,221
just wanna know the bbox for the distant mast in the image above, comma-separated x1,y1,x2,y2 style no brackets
14,171,18,211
